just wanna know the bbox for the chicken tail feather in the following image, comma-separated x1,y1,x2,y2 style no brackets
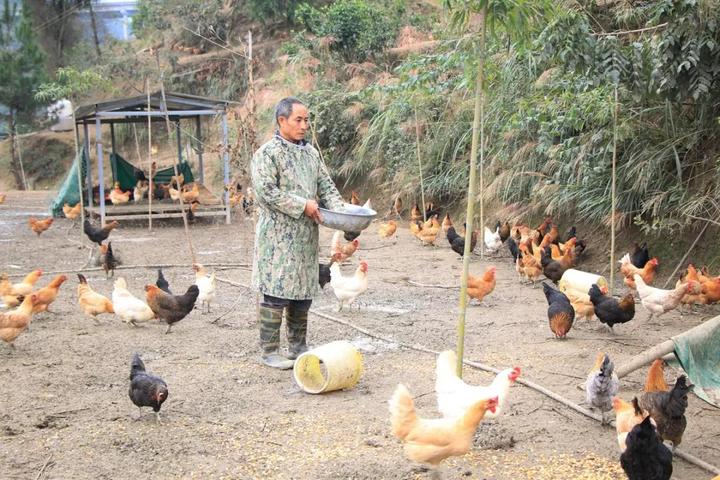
389,384,416,440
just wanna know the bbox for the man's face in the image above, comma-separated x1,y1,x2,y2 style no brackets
278,103,309,143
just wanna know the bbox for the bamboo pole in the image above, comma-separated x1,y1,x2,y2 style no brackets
147,81,153,231
414,106,427,223
609,85,618,295
158,78,196,264
456,10,486,378
616,339,675,378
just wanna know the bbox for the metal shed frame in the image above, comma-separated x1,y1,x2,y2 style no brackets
74,91,231,225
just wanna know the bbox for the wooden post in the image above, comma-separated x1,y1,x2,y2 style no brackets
110,122,117,183
195,115,204,183
95,118,106,226
147,81,153,231
222,112,231,224
176,118,183,164
83,121,93,209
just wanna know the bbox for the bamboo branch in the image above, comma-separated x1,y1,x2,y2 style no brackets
593,23,668,37
662,221,710,288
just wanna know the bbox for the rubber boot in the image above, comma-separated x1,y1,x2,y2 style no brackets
259,305,294,370
286,305,309,360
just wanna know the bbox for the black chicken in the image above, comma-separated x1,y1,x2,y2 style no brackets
540,248,566,283
156,268,171,294
343,231,361,242
639,375,692,447
102,242,117,278
446,225,477,257
630,242,650,269
506,237,520,262
543,283,574,339
424,203,442,220
319,263,332,289
83,218,119,245
620,416,673,480
562,226,576,243
588,284,635,332
129,353,169,422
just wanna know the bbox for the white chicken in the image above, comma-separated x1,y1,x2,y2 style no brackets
193,263,216,314
483,226,503,254
329,260,369,311
112,277,155,327
435,350,521,420
634,274,694,318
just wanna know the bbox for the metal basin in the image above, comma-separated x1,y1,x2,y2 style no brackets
319,203,377,232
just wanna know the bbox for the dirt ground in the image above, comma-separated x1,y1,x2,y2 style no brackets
1,191,718,480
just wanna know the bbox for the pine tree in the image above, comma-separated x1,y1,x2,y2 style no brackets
0,0,47,189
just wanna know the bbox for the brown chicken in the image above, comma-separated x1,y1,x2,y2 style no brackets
31,274,68,313
77,274,114,322
181,183,200,203
521,252,543,286
498,221,510,242
145,283,199,334
389,383,497,470
0,192,6,204
536,216,552,236
331,230,359,261
377,220,397,239
10,269,43,296
620,256,658,289
392,196,403,217
170,173,184,187
63,202,82,220
416,221,440,246
109,182,131,205
409,221,421,237
613,397,651,452
466,266,496,304
644,359,669,393
28,217,53,236
701,276,720,304
441,213,453,233
0,294,38,348
410,203,422,222
350,191,361,205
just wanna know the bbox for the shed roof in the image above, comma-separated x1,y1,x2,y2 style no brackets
75,91,228,123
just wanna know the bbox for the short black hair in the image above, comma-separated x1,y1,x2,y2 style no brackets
275,97,305,125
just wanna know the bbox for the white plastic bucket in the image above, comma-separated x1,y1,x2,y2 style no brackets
559,269,608,296
293,341,363,394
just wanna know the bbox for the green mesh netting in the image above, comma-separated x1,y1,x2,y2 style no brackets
670,315,720,408
50,149,88,217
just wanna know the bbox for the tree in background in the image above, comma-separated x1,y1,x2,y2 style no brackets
0,0,47,189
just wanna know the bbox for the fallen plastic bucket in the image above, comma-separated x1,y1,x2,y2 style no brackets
293,341,363,394
559,268,608,296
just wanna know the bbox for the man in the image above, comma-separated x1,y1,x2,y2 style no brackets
251,97,345,369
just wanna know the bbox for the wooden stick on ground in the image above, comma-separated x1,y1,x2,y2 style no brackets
5,263,250,278
35,453,54,480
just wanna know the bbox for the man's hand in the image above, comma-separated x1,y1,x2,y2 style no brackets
304,199,323,224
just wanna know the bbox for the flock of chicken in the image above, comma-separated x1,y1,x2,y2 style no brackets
2,206,220,418
2,188,717,478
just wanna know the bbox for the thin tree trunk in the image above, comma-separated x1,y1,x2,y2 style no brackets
57,12,66,66
88,0,102,58
8,109,24,189
456,10,486,378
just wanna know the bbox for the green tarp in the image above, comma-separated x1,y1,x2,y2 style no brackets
671,315,720,408
50,149,88,217
112,152,194,191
